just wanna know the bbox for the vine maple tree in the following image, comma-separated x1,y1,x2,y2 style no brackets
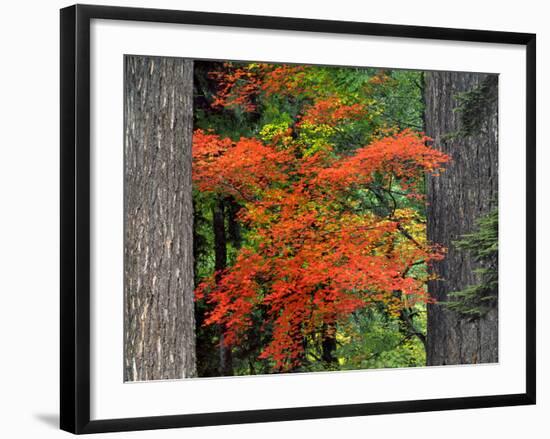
208,63,310,112
194,131,448,370
193,62,450,371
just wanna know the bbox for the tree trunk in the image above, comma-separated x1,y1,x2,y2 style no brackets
321,323,337,366
213,196,234,376
124,56,196,381
424,72,498,365
226,197,242,249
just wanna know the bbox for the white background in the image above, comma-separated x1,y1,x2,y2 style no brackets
0,0,546,437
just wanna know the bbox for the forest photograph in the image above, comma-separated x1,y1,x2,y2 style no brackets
123,56,498,382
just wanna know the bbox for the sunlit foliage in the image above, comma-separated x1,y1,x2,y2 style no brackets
193,61,448,373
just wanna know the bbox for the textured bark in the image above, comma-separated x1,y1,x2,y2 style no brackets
124,56,196,381
424,72,498,365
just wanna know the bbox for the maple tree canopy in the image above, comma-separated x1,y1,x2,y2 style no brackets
194,112,449,370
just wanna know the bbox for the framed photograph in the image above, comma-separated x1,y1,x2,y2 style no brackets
60,4,536,434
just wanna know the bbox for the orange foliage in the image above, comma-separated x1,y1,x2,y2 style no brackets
209,63,309,112
298,97,367,127
193,127,449,371
193,129,292,201
313,130,447,193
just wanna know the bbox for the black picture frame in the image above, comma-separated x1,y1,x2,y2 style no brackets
60,4,536,434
